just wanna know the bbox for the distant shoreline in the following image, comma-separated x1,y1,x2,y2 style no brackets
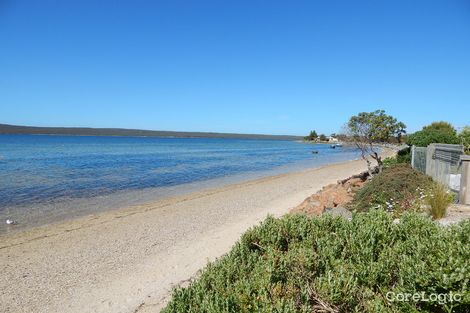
0,123,302,140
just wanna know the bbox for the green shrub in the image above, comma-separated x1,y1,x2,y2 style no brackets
459,126,470,155
349,164,433,215
407,130,459,147
396,146,411,163
383,147,411,167
163,211,470,313
407,122,460,147
426,184,453,220
382,156,399,167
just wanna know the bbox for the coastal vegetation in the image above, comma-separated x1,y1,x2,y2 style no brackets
426,183,454,220
303,131,329,142
459,126,470,155
346,110,406,174
349,164,434,217
304,130,318,141
163,210,469,313
163,152,467,312
350,162,456,220
407,121,460,147
382,147,411,166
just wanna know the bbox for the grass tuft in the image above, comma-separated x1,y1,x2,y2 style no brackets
426,183,453,220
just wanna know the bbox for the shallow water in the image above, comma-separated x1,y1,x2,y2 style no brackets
0,135,361,233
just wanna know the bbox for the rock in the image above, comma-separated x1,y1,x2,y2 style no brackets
348,178,364,187
291,197,324,216
291,173,368,217
324,206,352,219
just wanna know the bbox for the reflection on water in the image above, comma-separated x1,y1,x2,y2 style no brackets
0,135,361,233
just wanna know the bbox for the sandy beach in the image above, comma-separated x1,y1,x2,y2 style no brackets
0,158,376,313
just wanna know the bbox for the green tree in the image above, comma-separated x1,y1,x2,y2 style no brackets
422,121,456,135
319,134,327,141
304,130,318,141
347,110,406,174
407,121,459,147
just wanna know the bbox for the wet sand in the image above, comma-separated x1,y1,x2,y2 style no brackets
0,158,378,313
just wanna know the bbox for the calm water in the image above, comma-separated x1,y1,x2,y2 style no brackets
0,135,361,232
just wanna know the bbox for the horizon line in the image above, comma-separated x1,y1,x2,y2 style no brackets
0,123,305,140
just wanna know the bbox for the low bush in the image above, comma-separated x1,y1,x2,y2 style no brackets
383,147,411,167
163,211,470,312
349,164,434,215
396,146,411,163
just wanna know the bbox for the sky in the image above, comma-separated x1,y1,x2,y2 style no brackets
0,0,469,136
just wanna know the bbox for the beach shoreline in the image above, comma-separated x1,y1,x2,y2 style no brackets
0,155,363,236
0,150,394,313
0,136,365,235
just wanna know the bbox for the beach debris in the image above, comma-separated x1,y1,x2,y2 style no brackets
6,219,18,225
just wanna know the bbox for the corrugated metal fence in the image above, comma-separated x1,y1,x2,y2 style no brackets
411,146,427,174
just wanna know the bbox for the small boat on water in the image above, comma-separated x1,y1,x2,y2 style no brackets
311,150,319,154
330,143,343,148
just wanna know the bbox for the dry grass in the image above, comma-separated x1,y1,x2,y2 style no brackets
426,183,453,219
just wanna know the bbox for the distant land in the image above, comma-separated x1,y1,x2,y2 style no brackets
0,123,302,140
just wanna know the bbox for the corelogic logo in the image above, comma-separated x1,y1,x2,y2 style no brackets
386,291,462,305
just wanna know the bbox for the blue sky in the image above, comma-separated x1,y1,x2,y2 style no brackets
1,0,469,135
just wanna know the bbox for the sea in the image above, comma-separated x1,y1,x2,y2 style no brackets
0,135,361,233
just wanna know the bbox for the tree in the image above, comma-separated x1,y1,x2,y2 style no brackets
459,126,470,155
346,110,406,174
319,134,327,141
304,130,318,141
422,121,456,135
406,121,459,147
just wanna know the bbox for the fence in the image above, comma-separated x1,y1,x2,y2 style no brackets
460,156,470,204
426,144,464,192
411,143,464,193
411,146,427,174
